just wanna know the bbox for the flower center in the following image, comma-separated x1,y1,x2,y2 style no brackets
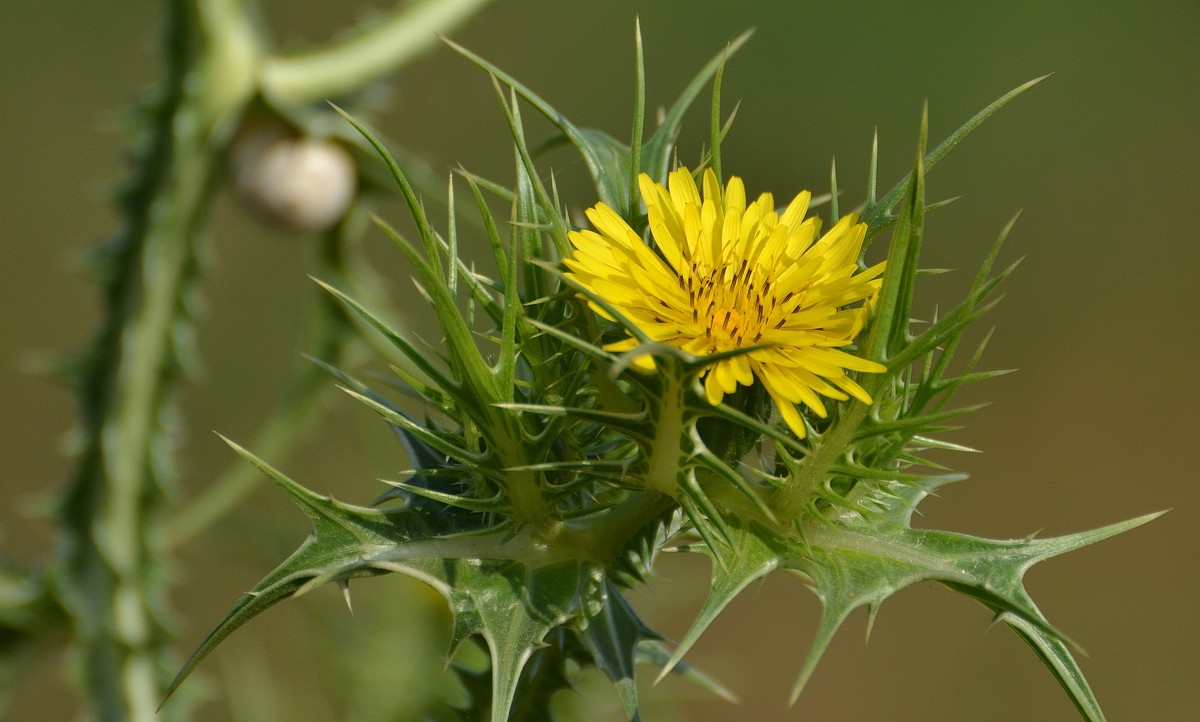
684,259,781,350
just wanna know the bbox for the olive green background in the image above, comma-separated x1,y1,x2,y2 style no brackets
1,1,1197,720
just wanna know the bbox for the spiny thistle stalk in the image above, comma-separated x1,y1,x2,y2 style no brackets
165,27,1160,721
22,2,494,720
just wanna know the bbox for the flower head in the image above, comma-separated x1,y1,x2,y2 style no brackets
564,167,886,437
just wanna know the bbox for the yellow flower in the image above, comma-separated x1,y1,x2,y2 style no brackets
564,167,886,438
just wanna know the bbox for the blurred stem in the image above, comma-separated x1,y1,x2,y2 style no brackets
55,2,257,720
48,0,491,718
260,0,495,106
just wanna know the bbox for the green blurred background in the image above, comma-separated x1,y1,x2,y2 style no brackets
2,1,1197,720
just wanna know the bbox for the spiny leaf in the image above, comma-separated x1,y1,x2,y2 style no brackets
863,75,1050,240
313,277,455,394
485,76,572,258
456,172,508,324
777,515,1159,711
635,641,738,705
707,42,727,182
578,569,655,721
469,560,580,722
371,214,501,405
657,525,780,683
853,404,987,440
381,479,500,513
495,403,650,442
865,104,926,364
335,106,504,407
445,37,631,218
497,126,531,402
689,437,777,524
784,538,925,703
340,387,487,469
330,104,440,262
628,17,646,215
163,438,426,706
1021,510,1166,564
1002,610,1105,722
641,29,754,184
172,436,593,721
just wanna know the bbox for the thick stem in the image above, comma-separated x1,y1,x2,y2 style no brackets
54,2,257,719
605,491,678,559
557,492,677,564
51,0,500,716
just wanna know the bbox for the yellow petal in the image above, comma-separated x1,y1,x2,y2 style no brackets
705,369,726,406
566,164,886,436
767,388,807,438
668,167,701,212
723,175,746,217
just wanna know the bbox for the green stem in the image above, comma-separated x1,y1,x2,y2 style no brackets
259,0,495,106
54,2,257,719
773,387,880,521
561,492,678,563
41,0,501,717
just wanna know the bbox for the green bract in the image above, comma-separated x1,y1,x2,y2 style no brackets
167,29,1158,722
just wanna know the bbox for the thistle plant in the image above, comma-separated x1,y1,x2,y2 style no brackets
165,28,1159,721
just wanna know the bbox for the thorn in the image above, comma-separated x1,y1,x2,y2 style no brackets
864,601,880,643
338,579,353,615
